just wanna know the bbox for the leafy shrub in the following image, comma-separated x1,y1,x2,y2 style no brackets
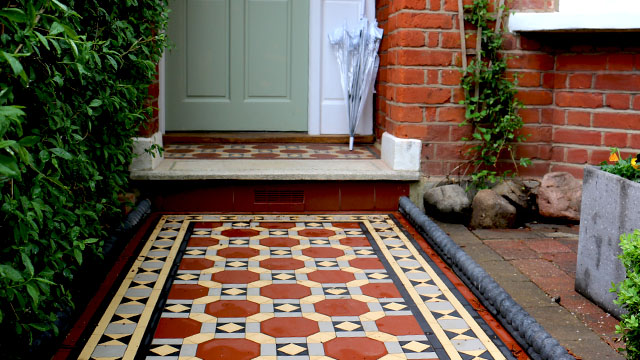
601,148,640,183
612,230,640,359
0,0,168,356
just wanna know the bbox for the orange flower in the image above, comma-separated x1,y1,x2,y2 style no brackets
632,155,639,170
609,152,619,162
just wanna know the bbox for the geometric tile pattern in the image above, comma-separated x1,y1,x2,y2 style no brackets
164,143,379,160
78,214,515,360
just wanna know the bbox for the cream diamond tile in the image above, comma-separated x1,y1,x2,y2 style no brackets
177,274,198,281
99,339,126,346
190,313,216,323
218,323,243,333
278,343,306,356
368,273,388,280
226,261,246,268
246,295,272,304
245,332,275,344
359,311,385,322
230,239,248,245
335,321,361,331
165,304,190,313
193,295,220,304
184,333,215,344
186,249,205,255
273,273,295,280
402,341,430,353
150,344,180,356
233,222,250,227
366,331,397,342
306,222,322,227
222,288,246,296
383,302,407,311
303,312,331,322
326,288,348,295
121,300,144,306
310,239,329,245
355,249,375,255
112,318,134,325
275,304,299,312
270,230,288,236
246,312,274,323
307,331,336,344
317,261,337,267
271,250,290,255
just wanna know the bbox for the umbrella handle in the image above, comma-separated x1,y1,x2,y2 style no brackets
349,136,354,151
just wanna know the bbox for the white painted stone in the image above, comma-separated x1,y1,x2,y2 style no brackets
129,131,163,171
508,12,640,32
381,132,421,171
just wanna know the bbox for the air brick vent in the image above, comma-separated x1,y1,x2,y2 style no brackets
254,190,305,204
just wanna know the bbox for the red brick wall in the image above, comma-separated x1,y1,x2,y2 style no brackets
375,0,640,179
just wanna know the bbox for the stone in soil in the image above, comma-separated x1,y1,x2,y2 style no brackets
537,172,581,221
423,184,471,223
470,189,517,229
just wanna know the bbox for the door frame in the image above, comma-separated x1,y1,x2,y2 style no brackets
159,0,375,135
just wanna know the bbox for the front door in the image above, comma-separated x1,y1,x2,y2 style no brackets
165,0,309,131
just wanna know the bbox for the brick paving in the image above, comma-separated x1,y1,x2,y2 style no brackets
436,221,624,360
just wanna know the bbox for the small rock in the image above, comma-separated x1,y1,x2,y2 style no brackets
537,172,582,221
522,179,541,195
470,189,517,229
492,180,529,209
423,184,471,222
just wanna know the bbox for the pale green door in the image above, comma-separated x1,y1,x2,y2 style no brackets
166,0,309,131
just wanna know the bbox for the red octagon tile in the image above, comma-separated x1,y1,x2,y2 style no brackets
252,153,279,158
261,317,319,337
375,315,424,335
168,284,209,300
324,337,388,360
349,258,385,270
197,338,259,360
223,149,251,154
187,238,220,247
260,258,305,270
193,222,223,229
310,153,338,159
332,222,361,229
252,144,279,150
297,229,336,237
361,283,402,298
260,237,299,247
153,318,201,338
211,270,260,284
259,222,296,229
193,153,221,159
221,228,260,238
307,270,355,284
302,247,344,258
179,257,214,271
261,284,311,299
206,300,260,318
217,247,260,258
339,236,370,247
315,299,369,316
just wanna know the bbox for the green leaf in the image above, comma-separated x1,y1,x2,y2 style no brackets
89,99,102,107
0,140,17,149
34,277,56,285
50,148,73,160
1,52,26,81
51,0,69,12
0,264,24,282
0,154,20,178
18,136,39,147
49,22,65,35
73,248,82,265
0,8,27,23
29,322,48,331
21,253,34,276
26,283,39,305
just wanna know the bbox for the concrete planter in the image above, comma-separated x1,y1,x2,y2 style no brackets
576,166,640,317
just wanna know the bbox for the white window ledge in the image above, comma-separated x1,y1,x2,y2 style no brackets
508,12,640,32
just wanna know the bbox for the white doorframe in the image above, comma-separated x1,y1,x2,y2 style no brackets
159,0,375,135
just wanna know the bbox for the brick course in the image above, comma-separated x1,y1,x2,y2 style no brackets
375,0,640,179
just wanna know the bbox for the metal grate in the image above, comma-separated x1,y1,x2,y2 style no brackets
254,190,305,204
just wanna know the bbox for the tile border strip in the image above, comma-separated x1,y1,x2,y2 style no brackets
398,196,574,360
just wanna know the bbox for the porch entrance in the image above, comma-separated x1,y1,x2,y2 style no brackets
165,0,309,131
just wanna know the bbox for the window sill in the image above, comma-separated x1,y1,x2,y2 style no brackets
508,12,640,32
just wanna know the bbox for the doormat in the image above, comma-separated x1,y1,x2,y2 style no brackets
77,214,515,360
164,143,379,160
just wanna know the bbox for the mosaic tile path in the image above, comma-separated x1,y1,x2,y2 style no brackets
78,214,515,360
164,143,379,160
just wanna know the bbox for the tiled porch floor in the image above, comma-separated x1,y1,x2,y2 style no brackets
164,143,379,160
74,214,520,360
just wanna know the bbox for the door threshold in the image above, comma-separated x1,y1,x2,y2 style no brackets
163,132,376,144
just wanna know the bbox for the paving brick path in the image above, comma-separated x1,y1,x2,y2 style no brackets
436,221,624,360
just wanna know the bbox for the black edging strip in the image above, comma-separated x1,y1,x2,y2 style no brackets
398,196,574,360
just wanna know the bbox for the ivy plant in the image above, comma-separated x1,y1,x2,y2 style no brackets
0,0,168,357
611,230,640,359
459,0,530,189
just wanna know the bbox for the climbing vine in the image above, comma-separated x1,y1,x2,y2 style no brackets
459,0,530,188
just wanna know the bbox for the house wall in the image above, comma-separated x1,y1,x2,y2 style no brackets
375,0,640,179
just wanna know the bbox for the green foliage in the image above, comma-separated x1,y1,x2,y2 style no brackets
612,230,640,359
459,0,530,189
600,148,640,183
0,0,168,356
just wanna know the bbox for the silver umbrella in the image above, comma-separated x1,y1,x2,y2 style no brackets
329,18,383,150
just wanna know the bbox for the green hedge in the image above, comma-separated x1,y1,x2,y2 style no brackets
613,230,640,359
0,0,168,356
